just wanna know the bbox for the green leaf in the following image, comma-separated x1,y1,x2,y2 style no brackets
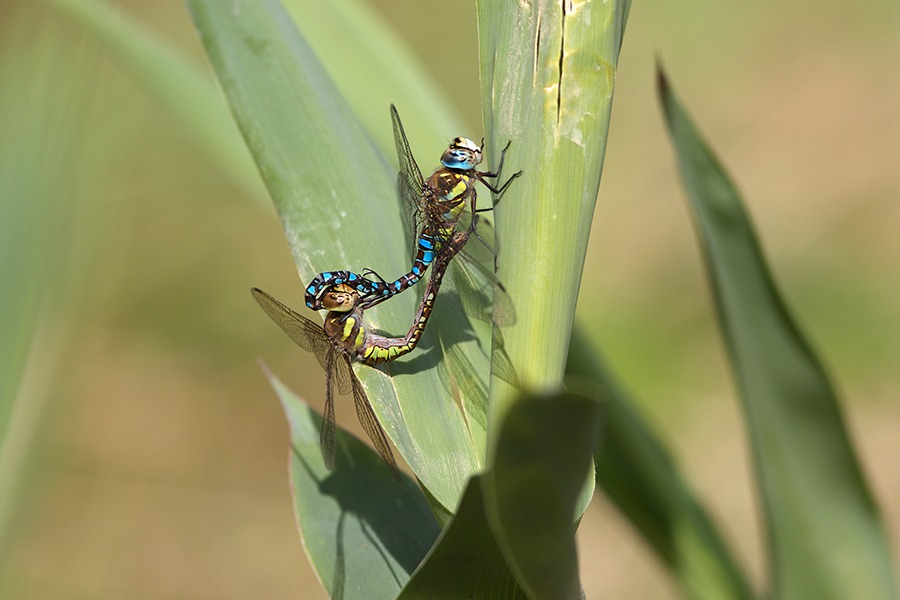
41,0,267,203
267,369,440,600
285,0,504,447
567,329,757,600
658,66,899,600
476,0,631,431
51,0,498,499
482,388,603,600
400,387,602,599
185,0,481,518
281,0,465,159
397,477,528,600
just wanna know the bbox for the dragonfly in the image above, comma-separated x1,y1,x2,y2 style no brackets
252,231,471,480
305,105,521,323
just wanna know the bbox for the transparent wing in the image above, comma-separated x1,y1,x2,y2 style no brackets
390,104,427,254
251,288,330,365
331,348,354,396
442,253,516,327
321,348,338,471
491,325,521,388
349,359,401,481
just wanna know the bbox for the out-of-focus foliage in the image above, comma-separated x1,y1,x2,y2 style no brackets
0,1,127,561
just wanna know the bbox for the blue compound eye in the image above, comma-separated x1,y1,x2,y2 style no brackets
440,137,482,169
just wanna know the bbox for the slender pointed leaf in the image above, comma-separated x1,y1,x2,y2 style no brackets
658,67,899,600
57,0,503,504
567,328,757,600
281,0,465,159
185,0,479,515
268,368,440,600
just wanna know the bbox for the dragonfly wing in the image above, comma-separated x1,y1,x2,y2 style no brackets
491,325,521,388
251,288,330,361
390,105,428,255
443,253,516,327
349,359,401,481
330,349,354,396
321,348,338,471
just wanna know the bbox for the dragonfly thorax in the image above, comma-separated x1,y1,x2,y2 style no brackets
440,137,482,170
323,309,366,354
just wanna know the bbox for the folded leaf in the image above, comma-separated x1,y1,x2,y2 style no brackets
483,388,603,600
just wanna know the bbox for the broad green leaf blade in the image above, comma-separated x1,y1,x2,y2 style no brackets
41,0,267,204
397,477,528,600
658,67,899,600
285,0,500,468
185,0,478,514
267,368,440,600
482,389,602,600
476,0,630,430
567,329,757,600
281,0,465,159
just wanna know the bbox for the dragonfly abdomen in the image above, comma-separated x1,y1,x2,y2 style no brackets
361,224,451,305
358,230,468,365
358,284,438,364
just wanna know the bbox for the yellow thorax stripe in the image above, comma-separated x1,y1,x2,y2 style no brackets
341,316,365,350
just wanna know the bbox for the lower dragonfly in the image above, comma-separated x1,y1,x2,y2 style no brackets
304,105,521,320
252,231,470,480
305,220,514,326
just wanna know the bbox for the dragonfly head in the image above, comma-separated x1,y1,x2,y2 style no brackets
317,283,359,312
441,137,482,170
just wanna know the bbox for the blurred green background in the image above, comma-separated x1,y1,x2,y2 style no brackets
1,0,897,598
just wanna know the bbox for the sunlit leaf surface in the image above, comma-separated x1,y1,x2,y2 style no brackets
397,477,527,600
185,0,481,522
476,0,631,434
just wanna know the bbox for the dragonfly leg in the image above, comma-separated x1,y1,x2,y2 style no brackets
478,139,514,179
479,167,522,195
474,168,522,214
361,267,390,288
357,268,395,309
471,220,500,272
476,140,521,208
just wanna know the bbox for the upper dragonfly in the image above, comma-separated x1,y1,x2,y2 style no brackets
304,105,521,324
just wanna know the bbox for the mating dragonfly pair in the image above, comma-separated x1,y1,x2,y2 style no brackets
253,106,520,480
